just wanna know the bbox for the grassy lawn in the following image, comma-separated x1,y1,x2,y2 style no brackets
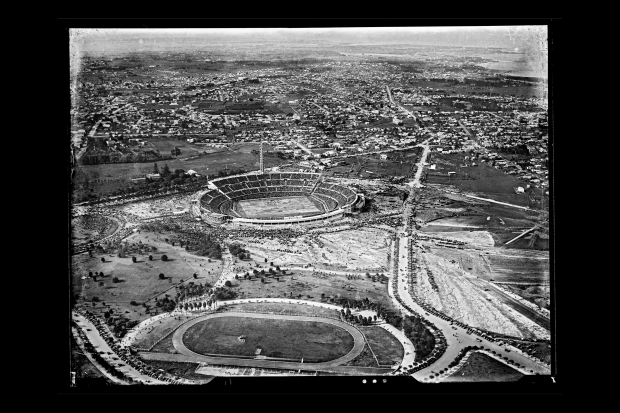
360,326,404,366
228,269,397,313
448,352,524,382
132,314,194,349
343,343,379,367
183,317,354,362
71,232,224,324
149,334,178,354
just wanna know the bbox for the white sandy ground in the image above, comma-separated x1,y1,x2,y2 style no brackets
117,193,196,219
235,227,391,272
414,249,549,340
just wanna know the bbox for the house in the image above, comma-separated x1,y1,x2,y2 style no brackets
186,170,198,176
146,173,161,180
380,154,388,160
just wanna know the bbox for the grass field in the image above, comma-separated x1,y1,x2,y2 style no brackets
237,196,322,219
132,314,194,350
427,153,533,207
71,231,224,324
228,268,397,313
77,142,283,196
446,352,524,382
360,326,405,366
182,317,354,362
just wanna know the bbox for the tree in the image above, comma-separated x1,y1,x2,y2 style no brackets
261,277,265,283
374,315,377,322
153,162,159,174
159,273,165,280
225,280,232,287
149,255,153,261
112,277,120,283
89,271,93,277
132,257,137,263
321,293,325,300
193,273,197,279
162,255,168,262
101,257,105,263
162,164,171,177
264,258,267,263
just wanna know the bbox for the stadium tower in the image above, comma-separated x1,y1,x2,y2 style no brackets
259,141,264,173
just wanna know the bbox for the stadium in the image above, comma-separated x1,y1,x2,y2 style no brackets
198,172,364,226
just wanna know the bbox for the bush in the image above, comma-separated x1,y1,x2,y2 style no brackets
225,280,232,287
159,273,165,280
112,277,120,283
130,300,138,306
162,255,168,262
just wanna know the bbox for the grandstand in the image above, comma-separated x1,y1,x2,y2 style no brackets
199,172,363,226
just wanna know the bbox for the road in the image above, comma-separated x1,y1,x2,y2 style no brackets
72,312,169,384
386,86,394,104
388,137,550,379
458,119,474,138
288,136,314,157
392,234,550,378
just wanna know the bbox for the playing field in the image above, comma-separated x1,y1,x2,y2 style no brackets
182,317,354,362
236,196,323,219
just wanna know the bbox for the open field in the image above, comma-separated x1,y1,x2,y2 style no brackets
445,352,524,382
237,196,322,219
360,326,404,366
486,252,550,284
146,138,208,159
224,268,397,312
76,143,282,196
426,153,533,207
132,313,195,350
182,316,354,362
326,149,421,179
71,231,224,324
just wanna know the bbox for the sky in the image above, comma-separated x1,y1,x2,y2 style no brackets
70,26,547,77
73,26,547,50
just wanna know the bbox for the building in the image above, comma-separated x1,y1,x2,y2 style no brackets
147,173,161,180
